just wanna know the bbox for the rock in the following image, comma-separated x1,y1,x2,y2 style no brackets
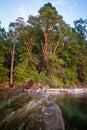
41,103,65,130
0,89,65,130
24,81,50,90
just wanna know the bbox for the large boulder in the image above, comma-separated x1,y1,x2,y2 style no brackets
41,103,65,130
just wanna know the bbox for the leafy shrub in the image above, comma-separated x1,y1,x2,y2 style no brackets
14,63,38,85
55,76,64,87
64,68,77,86
35,72,52,85
0,64,9,82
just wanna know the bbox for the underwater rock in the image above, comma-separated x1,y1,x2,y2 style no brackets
41,103,65,130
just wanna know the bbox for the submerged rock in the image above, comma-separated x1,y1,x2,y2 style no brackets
41,103,65,130
0,90,65,130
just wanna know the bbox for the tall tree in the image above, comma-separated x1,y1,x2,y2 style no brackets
74,18,87,42
0,24,10,82
73,18,87,83
8,17,25,86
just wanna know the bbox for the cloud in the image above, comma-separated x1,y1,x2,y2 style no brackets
51,0,66,6
51,0,74,18
18,5,28,20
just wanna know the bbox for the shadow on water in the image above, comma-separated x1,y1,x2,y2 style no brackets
56,94,87,130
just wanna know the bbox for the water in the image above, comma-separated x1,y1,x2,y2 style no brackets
56,94,87,130
0,89,87,130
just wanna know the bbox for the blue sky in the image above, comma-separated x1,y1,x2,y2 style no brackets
0,0,87,31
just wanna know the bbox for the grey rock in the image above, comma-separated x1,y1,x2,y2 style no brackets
41,103,65,130
0,90,65,130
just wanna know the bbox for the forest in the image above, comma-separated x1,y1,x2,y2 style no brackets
0,2,87,88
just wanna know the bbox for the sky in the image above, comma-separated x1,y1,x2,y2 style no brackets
0,0,87,31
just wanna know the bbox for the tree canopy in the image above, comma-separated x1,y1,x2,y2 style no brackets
0,3,87,87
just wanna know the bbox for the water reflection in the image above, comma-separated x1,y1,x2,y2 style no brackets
56,94,87,130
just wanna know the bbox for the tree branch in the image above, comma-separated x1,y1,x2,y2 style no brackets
19,31,38,65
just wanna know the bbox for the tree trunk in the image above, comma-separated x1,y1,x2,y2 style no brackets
10,41,16,87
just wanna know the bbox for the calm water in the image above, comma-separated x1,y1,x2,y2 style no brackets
56,94,87,130
0,90,87,130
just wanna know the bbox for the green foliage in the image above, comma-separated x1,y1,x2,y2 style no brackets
55,76,64,86
14,63,52,86
0,3,87,87
35,72,52,85
38,2,58,26
64,68,77,86
77,54,87,84
14,63,38,85
0,40,10,82
0,64,9,82
74,18,87,41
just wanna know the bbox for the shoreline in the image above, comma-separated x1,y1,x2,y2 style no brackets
0,87,87,98
46,88,87,95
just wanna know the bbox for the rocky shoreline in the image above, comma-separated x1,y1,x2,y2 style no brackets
46,88,87,95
